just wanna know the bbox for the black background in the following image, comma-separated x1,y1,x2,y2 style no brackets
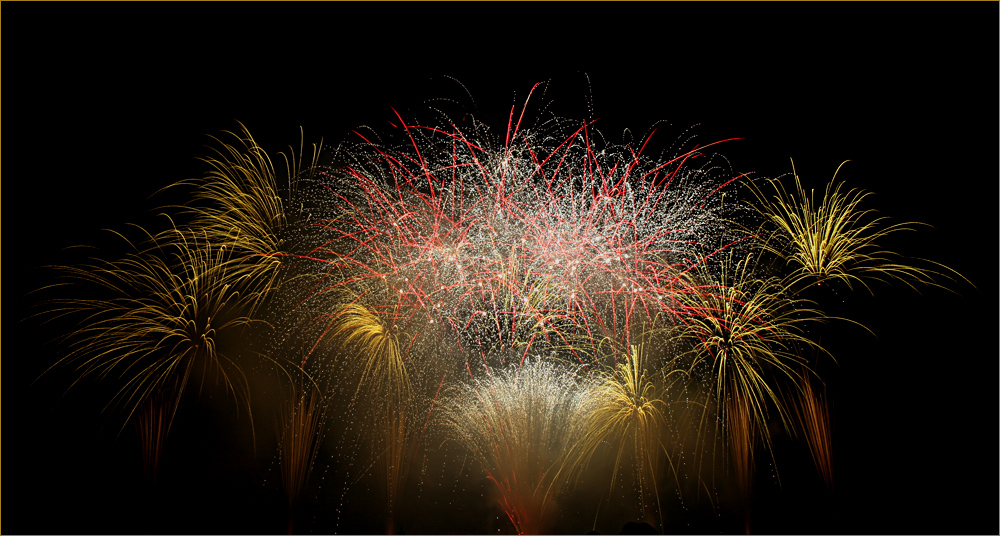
4,2,996,535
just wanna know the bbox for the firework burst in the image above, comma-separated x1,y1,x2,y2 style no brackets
43,226,265,479
748,160,962,293
304,87,745,375
671,249,828,523
437,358,597,534
276,88,754,531
554,341,688,530
328,301,413,528
164,123,326,301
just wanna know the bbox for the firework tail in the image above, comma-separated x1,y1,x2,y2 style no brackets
787,370,834,492
134,376,185,485
276,369,326,535
135,396,168,484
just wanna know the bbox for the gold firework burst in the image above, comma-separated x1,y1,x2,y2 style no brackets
45,226,265,478
673,251,827,505
326,301,412,531
749,160,958,293
555,342,683,529
164,123,324,297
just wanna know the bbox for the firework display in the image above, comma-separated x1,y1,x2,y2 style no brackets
32,83,971,535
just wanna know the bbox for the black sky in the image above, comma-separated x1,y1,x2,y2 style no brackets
4,2,996,535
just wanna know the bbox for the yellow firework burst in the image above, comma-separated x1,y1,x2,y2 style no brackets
328,302,409,399
165,123,324,296
750,160,955,293
555,342,682,529
673,251,826,502
45,226,265,478
325,301,412,530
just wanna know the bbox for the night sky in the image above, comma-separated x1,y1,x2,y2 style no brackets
4,3,996,535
